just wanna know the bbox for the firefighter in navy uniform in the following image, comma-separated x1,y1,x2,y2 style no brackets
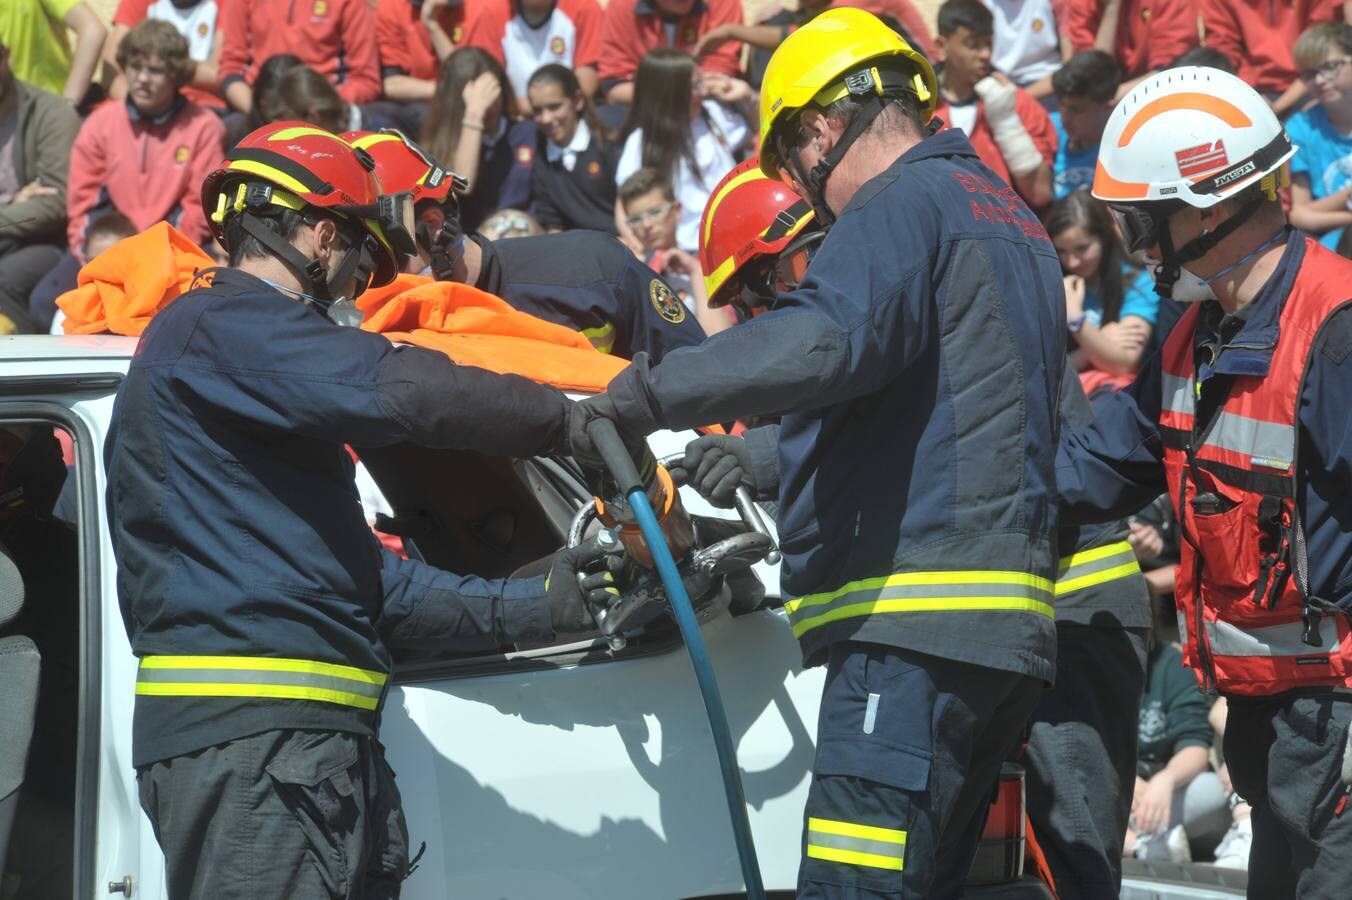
1058,67,1352,896
106,123,623,900
570,9,1069,895
688,156,1153,899
343,130,707,361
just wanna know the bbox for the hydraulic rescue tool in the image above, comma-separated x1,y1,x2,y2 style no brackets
582,419,770,900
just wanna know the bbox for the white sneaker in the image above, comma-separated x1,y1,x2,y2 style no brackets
1212,817,1252,870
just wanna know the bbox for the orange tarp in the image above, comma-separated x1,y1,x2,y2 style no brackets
56,223,626,393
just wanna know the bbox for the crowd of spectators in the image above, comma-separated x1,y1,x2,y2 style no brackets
7,0,1352,871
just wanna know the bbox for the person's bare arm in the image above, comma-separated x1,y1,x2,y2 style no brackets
421,0,458,61
225,80,254,115
692,23,787,58
192,26,224,91
452,72,500,191
575,65,599,100
1094,0,1122,55
383,75,437,102
1289,176,1352,235
102,22,130,100
605,81,635,105
63,2,109,105
1269,80,1309,119
1075,316,1153,376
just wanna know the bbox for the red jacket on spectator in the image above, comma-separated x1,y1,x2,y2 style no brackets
1062,1,1198,79
934,87,1058,204
834,0,937,62
1200,0,1342,95
598,0,742,88
463,0,604,97
374,0,469,84
219,0,382,104
66,98,225,257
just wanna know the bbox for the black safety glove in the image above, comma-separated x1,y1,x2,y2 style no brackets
544,534,627,635
427,214,465,282
568,393,652,477
669,434,753,508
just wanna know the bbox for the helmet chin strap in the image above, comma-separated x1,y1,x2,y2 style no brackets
1152,197,1263,300
238,212,370,306
788,94,889,229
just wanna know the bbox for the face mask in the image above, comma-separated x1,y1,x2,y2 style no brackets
258,278,366,328
325,296,366,328
1146,258,1216,303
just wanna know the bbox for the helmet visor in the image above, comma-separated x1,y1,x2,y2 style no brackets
375,191,418,259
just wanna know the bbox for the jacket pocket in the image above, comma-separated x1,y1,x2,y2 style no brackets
813,645,936,792
265,730,362,897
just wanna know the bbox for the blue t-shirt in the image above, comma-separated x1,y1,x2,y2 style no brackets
1287,106,1352,250
1051,111,1099,200
1084,264,1158,328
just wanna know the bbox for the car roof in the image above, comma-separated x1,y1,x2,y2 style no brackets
0,335,139,362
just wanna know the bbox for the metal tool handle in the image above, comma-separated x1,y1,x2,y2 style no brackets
733,487,780,565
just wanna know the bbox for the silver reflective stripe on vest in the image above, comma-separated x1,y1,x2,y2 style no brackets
1161,373,1294,468
1204,414,1294,471
1163,373,1196,415
136,655,388,710
1204,619,1340,657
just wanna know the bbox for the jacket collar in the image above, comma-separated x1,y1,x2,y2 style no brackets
1194,227,1303,380
841,128,980,217
126,93,186,126
545,118,590,162
634,0,707,16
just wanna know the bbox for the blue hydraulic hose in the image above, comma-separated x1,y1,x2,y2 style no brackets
588,420,765,899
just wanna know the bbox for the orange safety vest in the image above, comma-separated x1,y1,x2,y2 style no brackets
1160,237,1352,697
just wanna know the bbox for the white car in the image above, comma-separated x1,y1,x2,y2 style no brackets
0,335,1242,900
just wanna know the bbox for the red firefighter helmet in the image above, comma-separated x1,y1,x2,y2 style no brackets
699,156,820,308
201,122,416,294
340,129,467,204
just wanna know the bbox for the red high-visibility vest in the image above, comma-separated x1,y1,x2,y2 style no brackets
1160,236,1352,696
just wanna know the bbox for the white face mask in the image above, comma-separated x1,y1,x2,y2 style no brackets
1144,258,1216,304
325,295,366,328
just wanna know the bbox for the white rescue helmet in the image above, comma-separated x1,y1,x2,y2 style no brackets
1092,67,1295,213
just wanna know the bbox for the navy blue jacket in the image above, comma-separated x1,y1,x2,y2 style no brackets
473,231,706,361
106,268,571,765
1058,230,1352,611
607,130,1067,677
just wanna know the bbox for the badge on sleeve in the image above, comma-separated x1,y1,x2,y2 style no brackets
650,279,686,324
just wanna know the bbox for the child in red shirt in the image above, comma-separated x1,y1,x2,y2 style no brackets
463,0,603,111
107,0,224,109
218,0,381,113
933,0,1057,211
66,20,225,255
598,0,742,104
1200,0,1343,118
1061,0,1198,92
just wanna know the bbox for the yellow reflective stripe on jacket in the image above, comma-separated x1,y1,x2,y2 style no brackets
1054,541,1141,597
783,570,1054,639
135,655,388,711
806,817,905,871
579,322,616,354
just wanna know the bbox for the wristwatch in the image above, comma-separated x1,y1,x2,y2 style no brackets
1067,314,1086,333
